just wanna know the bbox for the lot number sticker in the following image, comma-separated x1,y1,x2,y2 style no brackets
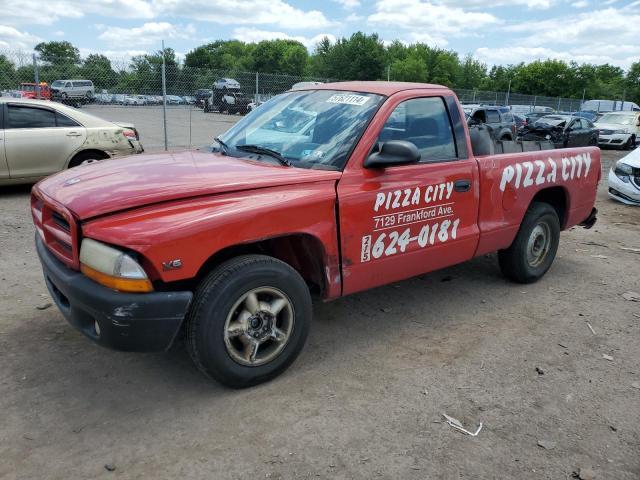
326,94,370,106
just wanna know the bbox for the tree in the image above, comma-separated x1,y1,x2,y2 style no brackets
626,61,640,104
457,55,487,89
81,54,118,90
318,32,385,80
390,54,427,83
0,54,15,89
34,41,80,65
249,39,308,75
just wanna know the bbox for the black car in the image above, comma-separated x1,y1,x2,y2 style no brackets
518,115,598,148
195,88,211,108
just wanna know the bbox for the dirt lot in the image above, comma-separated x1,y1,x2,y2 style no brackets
1,149,639,480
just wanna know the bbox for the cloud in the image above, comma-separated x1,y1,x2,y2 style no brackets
1,0,153,26
496,6,640,68
97,22,196,48
333,0,361,8
571,0,588,7
368,0,500,38
152,0,331,29
0,25,43,51
232,27,336,51
416,0,555,8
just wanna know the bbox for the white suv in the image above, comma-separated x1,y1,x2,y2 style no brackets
594,111,640,150
50,79,95,100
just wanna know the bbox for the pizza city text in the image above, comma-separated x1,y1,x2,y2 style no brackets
359,151,593,263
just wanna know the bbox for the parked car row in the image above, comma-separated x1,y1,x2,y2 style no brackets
93,93,196,106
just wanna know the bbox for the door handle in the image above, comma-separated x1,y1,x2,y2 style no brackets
66,132,82,137
454,179,471,192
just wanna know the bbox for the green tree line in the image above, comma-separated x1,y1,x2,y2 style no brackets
1,36,639,104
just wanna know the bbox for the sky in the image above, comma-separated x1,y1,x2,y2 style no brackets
1,0,639,70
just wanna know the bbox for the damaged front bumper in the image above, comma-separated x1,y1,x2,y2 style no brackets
608,168,640,205
36,235,192,352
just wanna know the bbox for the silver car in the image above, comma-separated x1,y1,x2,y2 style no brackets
0,98,143,186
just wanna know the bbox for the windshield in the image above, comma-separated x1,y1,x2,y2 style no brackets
51,81,64,87
597,114,635,125
218,90,384,170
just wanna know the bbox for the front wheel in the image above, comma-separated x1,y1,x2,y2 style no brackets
185,255,312,388
498,202,560,284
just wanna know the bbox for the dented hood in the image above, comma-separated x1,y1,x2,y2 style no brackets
35,150,341,220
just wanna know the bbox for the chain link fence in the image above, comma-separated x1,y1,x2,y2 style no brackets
0,49,622,151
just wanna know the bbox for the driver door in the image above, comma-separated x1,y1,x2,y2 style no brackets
337,93,481,295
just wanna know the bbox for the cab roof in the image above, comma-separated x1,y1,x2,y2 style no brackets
312,81,449,96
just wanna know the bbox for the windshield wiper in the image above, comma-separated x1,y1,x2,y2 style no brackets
236,144,292,166
213,136,229,154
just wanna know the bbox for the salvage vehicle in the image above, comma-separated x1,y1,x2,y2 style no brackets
463,105,517,141
519,115,598,148
31,82,600,387
608,146,640,205
594,111,640,150
19,82,52,100
1,98,143,186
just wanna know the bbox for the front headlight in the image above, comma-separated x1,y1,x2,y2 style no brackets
613,161,633,183
79,238,153,292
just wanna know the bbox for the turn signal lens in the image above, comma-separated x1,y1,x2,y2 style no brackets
79,238,153,293
81,264,153,293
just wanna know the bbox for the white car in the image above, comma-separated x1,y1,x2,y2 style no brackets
594,112,640,150
0,98,143,186
608,147,640,205
123,95,146,106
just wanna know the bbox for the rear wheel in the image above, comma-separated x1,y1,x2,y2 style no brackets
185,255,312,388
498,202,560,284
68,150,108,168
625,135,636,150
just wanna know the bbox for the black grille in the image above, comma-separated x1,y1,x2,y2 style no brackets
51,211,70,231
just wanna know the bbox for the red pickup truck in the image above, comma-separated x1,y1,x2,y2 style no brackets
32,82,600,387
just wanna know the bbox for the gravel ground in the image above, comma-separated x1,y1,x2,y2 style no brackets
1,148,639,480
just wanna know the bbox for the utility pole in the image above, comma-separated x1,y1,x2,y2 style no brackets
32,54,40,99
387,65,390,82
161,40,168,151
505,79,511,106
581,88,586,109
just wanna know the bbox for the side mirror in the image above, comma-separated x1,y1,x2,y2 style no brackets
364,140,420,169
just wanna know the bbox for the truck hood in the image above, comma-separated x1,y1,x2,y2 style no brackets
35,150,341,220
594,122,632,133
619,147,640,168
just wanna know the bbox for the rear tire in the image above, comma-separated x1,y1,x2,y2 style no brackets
498,202,560,284
625,136,636,150
68,151,108,168
185,255,312,388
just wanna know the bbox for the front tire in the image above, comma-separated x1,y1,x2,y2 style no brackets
498,202,560,284
185,255,312,388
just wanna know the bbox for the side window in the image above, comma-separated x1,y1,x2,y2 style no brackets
56,112,81,127
581,118,591,129
486,110,500,123
7,106,57,129
65,82,72,88
377,97,457,163
502,112,514,123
